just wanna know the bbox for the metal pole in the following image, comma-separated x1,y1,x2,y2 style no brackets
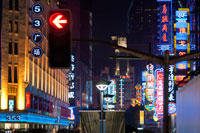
164,51,169,133
101,91,104,133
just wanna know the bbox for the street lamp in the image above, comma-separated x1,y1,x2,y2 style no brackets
96,80,111,133
104,94,114,110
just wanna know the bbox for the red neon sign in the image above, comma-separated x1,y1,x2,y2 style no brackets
161,16,168,23
162,24,168,32
49,13,68,29
26,92,31,108
178,51,186,56
161,4,167,14
156,69,164,119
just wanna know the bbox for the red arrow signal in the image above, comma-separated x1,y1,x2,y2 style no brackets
49,13,68,29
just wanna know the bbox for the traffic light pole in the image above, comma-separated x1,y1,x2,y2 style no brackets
164,51,169,133
73,39,200,133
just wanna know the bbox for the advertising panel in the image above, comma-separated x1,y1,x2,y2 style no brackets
155,68,164,119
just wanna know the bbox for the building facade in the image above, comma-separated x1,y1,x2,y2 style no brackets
0,0,71,132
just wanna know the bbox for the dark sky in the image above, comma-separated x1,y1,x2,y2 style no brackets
92,0,132,72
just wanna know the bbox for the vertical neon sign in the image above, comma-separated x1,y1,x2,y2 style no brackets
145,64,155,103
68,55,76,105
155,68,164,119
157,2,170,51
175,10,188,71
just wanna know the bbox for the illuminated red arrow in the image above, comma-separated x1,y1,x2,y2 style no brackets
49,13,68,29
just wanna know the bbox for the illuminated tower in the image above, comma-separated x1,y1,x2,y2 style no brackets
112,36,130,76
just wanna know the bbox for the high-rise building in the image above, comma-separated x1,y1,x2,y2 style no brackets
0,0,71,132
127,0,159,52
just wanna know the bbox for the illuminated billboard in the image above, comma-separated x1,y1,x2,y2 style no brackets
157,2,171,51
145,64,155,111
175,10,189,70
155,68,164,119
175,9,190,89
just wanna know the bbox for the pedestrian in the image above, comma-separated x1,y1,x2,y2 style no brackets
125,98,141,133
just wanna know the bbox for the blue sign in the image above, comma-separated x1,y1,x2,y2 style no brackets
176,41,187,50
0,113,70,125
32,18,43,29
176,22,187,28
157,45,171,51
168,102,176,114
31,46,43,58
176,33,187,40
31,32,43,43
32,3,44,15
176,11,187,21
176,61,188,69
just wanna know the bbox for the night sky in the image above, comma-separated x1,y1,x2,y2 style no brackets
92,0,132,72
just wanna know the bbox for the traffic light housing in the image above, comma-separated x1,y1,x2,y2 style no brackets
48,10,72,68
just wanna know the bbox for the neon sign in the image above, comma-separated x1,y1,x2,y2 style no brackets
145,64,155,112
135,84,142,103
26,92,31,108
145,64,155,102
155,68,164,119
168,65,176,104
168,102,176,115
158,2,170,51
175,10,189,70
175,9,190,91
68,55,76,105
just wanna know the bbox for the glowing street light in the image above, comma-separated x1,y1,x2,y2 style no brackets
96,80,111,133
104,94,114,110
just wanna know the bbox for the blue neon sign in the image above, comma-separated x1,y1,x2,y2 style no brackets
0,113,70,126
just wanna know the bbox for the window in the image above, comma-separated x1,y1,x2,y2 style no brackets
14,42,18,55
9,42,12,54
9,0,13,10
14,66,17,83
14,21,18,33
15,0,18,10
9,20,13,33
8,66,12,83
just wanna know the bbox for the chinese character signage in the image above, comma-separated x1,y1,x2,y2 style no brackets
145,64,155,102
68,55,76,105
158,2,170,51
145,64,155,111
168,65,176,115
155,68,164,119
175,9,190,87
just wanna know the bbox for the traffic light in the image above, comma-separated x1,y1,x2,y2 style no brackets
48,10,72,68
